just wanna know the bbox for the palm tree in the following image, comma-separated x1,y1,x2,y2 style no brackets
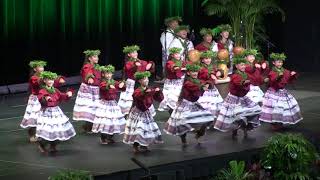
202,0,285,49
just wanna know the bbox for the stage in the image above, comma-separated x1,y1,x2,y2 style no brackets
0,73,320,180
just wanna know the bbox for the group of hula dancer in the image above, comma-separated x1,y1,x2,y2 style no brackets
20,16,303,155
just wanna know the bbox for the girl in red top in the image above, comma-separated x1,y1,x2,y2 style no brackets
73,50,101,133
20,60,65,143
123,72,163,153
118,45,155,116
214,56,261,139
164,64,214,145
92,65,126,144
195,28,218,52
197,50,223,118
36,71,75,154
158,47,186,113
243,49,269,104
259,53,302,130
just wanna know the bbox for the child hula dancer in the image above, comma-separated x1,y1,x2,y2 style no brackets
73,50,101,133
197,50,223,118
214,56,261,139
259,53,302,130
36,71,76,154
158,47,186,113
243,49,268,104
118,45,155,116
164,64,214,145
92,65,126,144
195,28,218,52
20,60,65,143
123,71,163,153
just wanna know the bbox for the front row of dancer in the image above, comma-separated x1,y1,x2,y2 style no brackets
20,47,303,154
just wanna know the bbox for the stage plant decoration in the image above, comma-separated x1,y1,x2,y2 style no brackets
262,133,319,180
214,160,253,180
202,0,285,49
48,169,93,180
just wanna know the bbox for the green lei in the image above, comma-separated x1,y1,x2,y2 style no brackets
94,64,101,70
236,70,248,80
203,63,213,77
103,78,115,90
128,57,138,62
139,86,146,95
172,58,182,67
43,85,55,94
187,77,202,88
272,66,284,76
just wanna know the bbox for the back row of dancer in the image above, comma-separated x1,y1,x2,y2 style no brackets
21,43,302,154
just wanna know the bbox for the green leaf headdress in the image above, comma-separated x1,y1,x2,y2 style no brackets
169,47,182,55
200,28,213,37
83,50,101,57
213,24,232,36
134,71,151,80
164,16,182,26
99,65,115,73
29,60,47,68
40,71,58,80
233,56,247,65
123,45,140,54
174,25,190,33
186,64,201,72
243,49,258,57
270,53,286,61
201,50,216,59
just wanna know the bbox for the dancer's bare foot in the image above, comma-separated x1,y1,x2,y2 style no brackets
140,146,150,153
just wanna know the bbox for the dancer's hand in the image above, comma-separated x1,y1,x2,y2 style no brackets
244,80,250,84
261,62,267,69
145,88,152,93
87,78,94,84
181,67,187,71
119,82,125,88
216,71,222,77
109,85,115,89
173,66,180,70
45,96,52,101
146,63,152,70
135,62,141,67
59,78,65,84
155,87,160,92
66,91,72,97
264,78,269,83
255,64,261,68
211,74,217,80
291,71,296,76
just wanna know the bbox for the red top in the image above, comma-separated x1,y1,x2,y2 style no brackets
198,65,218,88
245,64,264,86
81,63,101,86
181,79,205,102
217,42,226,50
38,88,70,107
99,80,126,100
268,69,297,90
195,42,210,52
165,59,186,79
229,73,250,97
132,87,164,112
29,75,66,95
124,59,153,80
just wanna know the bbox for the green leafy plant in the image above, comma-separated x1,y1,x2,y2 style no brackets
214,160,253,180
48,169,93,180
262,133,319,180
202,0,285,49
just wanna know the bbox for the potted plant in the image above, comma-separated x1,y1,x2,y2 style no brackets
262,133,319,180
214,160,253,180
48,169,93,180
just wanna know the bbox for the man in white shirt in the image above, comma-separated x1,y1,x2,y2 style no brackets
168,25,194,62
158,16,182,82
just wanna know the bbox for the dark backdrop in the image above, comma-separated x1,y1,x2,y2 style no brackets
0,0,319,85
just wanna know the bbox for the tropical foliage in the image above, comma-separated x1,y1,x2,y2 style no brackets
214,160,253,180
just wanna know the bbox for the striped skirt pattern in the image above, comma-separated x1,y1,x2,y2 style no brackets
73,83,100,122
246,85,264,103
164,99,214,136
197,86,224,118
259,88,302,124
36,106,76,141
158,78,184,111
123,106,163,146
118,79,135,115
92,100,126,135
20,94,41,128
214,93,261,132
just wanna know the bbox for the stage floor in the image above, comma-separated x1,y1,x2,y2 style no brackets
0,73,320,179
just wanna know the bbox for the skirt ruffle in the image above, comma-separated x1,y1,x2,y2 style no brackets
20,94,41,128
197,87,223,118
158,78,184,111
246,85,264,103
